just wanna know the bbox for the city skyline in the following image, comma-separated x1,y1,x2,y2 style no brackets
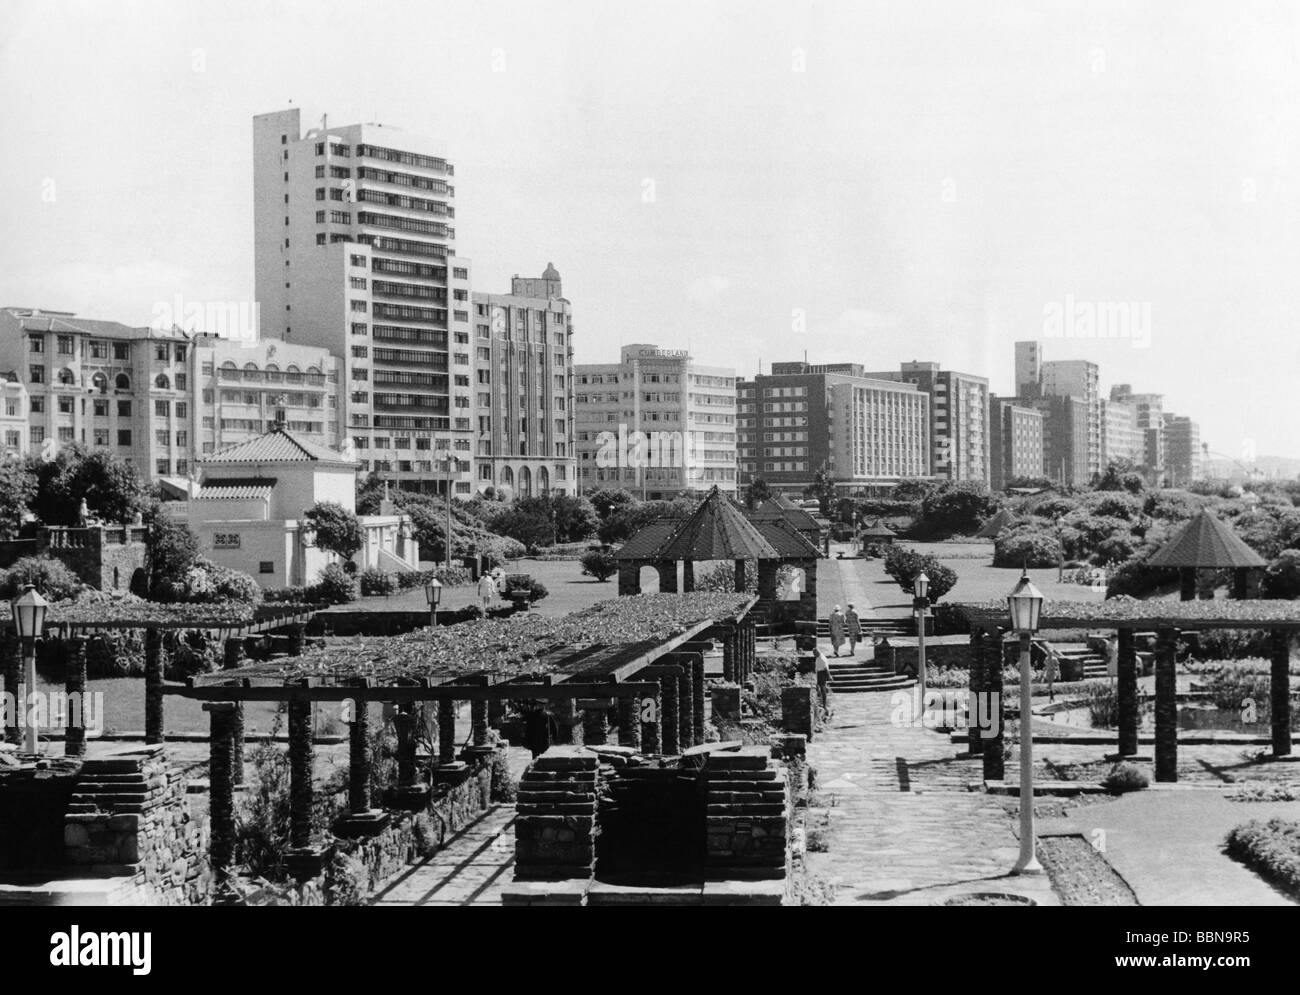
3,0,1299,462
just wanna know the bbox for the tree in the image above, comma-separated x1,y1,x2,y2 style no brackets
1262,549,1300,600
355,472,386,516
919,481,991,534
585,487,635,521
305,502,364,571
580,548,618,582
746,476,772,510
30,446,146,526
491,505,555,549
881,546,958,602
0,460,35,540
549,494,599,543
146,512,200,599
804,462,836,516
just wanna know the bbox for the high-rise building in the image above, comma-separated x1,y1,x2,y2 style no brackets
1101,396,1143,467
0,307,206,479
865,361,989,484
1017,394,1090,487
574,345,737,499
735,360,929,494
1163,414,1202,486
470,265,576,497
253,108,475,495
988,395,1046,490
1014,340,1042,398
1110,384,1165,472
1040,358,1101,479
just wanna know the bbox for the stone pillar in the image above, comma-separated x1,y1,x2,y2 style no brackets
1233,568,1250,600
757,560,779,605
395,702,417,785
1179,568,1196,602
640,688,662,754
734,559,748,592
552,697,577,745
286,624,306,657
581,704,609,746
681,560,695,593
692,655,706,744
658,560,679,594
1270,629,1292,758
230,702,245,787
288,696,314,849
2,629,19,744
617,562,641,596
471,699,490,747
64,637,88,758
982,629,1004,781
745,621,756,678
438,699,457,763
1117,628,1139,757
712,683,740,720
722,626,737,683
144,627,164,744
617,695,641,749
677,671,694,748
1154,627,1178,782
968,627,985,758
659,675,679,755
782,685,814,738
223,636,245,670
349,691,371,813
488,697,507,730
205,702,237,891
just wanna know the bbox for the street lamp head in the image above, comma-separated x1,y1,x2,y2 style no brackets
11,583,48,640
913,572,930,601
424,577,443,607
1006,569,1045,634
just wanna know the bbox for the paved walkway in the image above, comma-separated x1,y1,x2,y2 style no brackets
805,668,1060,906
369,805,517,906
817,550,886,619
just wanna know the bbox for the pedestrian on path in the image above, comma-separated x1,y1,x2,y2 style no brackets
845,604,862,655
1043,644,1058,703
829,605,846,657
477,571,498,612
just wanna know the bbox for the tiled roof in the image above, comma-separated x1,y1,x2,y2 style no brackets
203,427,356,466
614,519,686,561
1147,510,1267,569
975,508,1017,538
749,498,822,532
195,477,278,501
657,487,779,561
861,519,897,538
751,517,823,558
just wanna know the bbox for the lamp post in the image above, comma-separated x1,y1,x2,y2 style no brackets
912,572,929,721
11,584,49,756
1007,569,1045,875
425,577,442,628
444,454,459,572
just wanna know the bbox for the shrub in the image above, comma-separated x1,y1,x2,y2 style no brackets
488,506,555,550
1102,762,1149,794
0,555,83,601
993,529,1063,569
358,567,400,596
881,546,957,602
394,566,472,590
1083,683,1121,728
315,562,358,604
1262,549,1300,600
931,602,971,635
1188,629,1271,660
919,481,991,534
1225,818,1300,895
304,502,364,566
146,514,200,599
580,548,618,582
502,574,548,603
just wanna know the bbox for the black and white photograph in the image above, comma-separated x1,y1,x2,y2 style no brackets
0,0,1296,960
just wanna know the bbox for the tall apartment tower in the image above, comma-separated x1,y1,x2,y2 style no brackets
988,394,1046,490
253,108,474,495
470,265,576,497
1163,414,1202,487
866,361,989,484
1014,341,1042,398
1040,359,1101,480
574,345,738,499
735,361,929,495
1110,384,1165,473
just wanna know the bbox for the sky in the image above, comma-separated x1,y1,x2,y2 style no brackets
2,0,1299,461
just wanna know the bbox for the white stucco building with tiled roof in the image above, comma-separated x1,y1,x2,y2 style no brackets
180,423,418,588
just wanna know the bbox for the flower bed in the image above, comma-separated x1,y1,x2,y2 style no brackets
1224,818,1300,896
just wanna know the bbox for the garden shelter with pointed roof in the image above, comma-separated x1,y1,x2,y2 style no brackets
1147,509,1267,599
975,507,1017,539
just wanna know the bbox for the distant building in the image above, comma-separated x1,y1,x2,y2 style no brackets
988,395,1045,490
575,345,738,499
865,361,989,484
1014,340,1042,398
1101,396,1143,467
1040,358,1101,480
471,265,576,497
1163,414,1202,487
736,360,929,494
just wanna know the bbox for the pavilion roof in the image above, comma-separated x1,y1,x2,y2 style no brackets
656,487,778,561
615,518,686,561
861,520,897,538
751,517,823,558
749,498,822,532
1146,510,1267,569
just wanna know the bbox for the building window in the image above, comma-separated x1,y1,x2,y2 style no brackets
155,374,170,389
28,335,43,353
58,396,73,414
29,365,44,384
58,427,74,443
30,397,44,414
113,342,129,361
213,533,241,549
155,343,169,361
176,402,188,418
30,427,44,446
57,335,74,355
259,561,274,574
118,429,132,446
156,459,170,475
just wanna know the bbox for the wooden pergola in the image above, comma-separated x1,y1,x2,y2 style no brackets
959,598,1300,784
0,602,321,754
164,593,759,889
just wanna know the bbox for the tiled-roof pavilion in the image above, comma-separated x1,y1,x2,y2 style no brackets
1147,509,1267,599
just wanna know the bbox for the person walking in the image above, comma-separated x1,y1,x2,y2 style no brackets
477,571,498,612
829,605,846,657
1043,643,1059,703
845,604,863,656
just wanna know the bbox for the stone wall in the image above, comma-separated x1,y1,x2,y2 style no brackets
703,746,790,878
41,526,148,592
514,746,598,880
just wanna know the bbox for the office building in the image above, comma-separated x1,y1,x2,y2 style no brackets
736,360,929,494
1040,358,1101,479
471,265,576,497
1101,396,1143,467
866,361,989,484
988,395,1046,490
1110,385,1165,473
575,345,737,499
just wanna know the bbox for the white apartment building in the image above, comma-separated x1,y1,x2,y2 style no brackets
574,344,738,499
253,108,475,495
